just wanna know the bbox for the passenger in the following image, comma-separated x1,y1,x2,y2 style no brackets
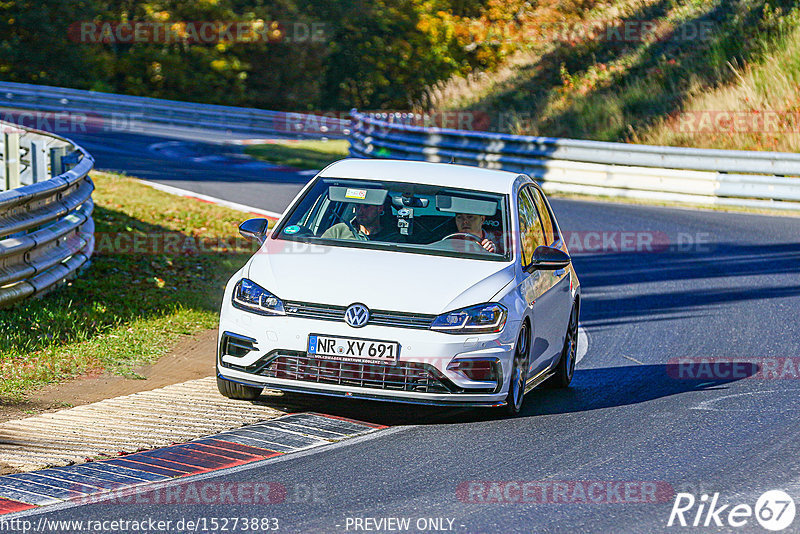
454,212,497,253
322,203,401,241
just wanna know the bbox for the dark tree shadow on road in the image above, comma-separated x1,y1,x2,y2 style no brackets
573,241,800,326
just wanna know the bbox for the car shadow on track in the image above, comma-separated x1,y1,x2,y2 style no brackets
251,362,757,426
520,362,755,418
253,390,482,426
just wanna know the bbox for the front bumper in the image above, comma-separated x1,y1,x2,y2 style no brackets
217,303,518,407
218,373,508,408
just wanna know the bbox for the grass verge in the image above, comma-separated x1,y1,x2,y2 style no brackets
243,139,350,170
0,172,263,402
431,0,800,150
634,11,800,151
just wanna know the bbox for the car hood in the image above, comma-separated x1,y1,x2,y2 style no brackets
245,239,515,315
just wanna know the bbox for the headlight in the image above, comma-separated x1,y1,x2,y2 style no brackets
431,303,507,334
232,278,285,316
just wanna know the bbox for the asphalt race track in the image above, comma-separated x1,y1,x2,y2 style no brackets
16,128,800,532
67,128,310,215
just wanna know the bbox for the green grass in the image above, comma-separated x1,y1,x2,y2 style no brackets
634,8,800,152
0,172,263,402
432,0,800,149
244,139,350,170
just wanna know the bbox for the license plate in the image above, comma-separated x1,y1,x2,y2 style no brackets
307,334,399,364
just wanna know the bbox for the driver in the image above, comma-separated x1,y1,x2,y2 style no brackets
322,203,401,241
454,212,497,253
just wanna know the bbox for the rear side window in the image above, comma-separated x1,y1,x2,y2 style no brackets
530,188,556,245
517,188,545,266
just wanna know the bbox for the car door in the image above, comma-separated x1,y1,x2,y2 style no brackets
530,186,573,365
516,186,553,377
520,185,572,374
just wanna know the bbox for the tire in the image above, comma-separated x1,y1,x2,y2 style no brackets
545,302,579,389
503,323,530,416
217,376,263,400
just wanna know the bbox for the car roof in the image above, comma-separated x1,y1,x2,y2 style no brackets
318,159,525,194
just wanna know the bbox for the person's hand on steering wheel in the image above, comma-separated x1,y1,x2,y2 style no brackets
441,232,496,253
480,238,496,253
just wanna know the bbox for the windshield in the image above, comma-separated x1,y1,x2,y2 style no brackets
274,178,511,261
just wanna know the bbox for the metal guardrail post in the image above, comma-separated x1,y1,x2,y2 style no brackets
3,130,20,191
50,145,66,177
30,140,46,182
0,118,95,308
61,150,81,171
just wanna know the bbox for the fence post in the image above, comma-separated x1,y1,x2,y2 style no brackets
30,140,47,183
3,130,21,190
50,145,66,177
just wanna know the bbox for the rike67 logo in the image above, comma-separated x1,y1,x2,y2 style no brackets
668,490,796,531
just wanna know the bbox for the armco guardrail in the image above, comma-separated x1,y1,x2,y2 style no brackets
0,119,94,307
0,81,349,138
349,110,800,211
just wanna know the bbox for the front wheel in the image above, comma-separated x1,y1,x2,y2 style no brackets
545,302,579,388
504,323,530,416
217,376,263,400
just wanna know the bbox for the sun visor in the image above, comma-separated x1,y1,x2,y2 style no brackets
329,186,388,205
436,194,498,216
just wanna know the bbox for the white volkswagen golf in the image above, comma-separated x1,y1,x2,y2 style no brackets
217,159,580,415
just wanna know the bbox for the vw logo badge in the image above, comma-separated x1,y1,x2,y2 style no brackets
344,303,370,328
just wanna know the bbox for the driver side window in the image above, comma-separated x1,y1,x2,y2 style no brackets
517,187,545,266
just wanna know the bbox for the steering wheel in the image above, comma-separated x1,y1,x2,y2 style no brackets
440,232,484,246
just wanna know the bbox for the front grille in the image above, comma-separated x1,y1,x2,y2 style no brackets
284,301,436,330
369,310,436,329
258,354,454,394
284,301,345,321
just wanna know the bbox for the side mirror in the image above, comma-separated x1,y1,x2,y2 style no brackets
239,218,269,244
531,245,571,270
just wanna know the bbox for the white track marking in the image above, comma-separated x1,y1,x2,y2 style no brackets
577,326,588,365
138,180,283,219
692,389,800,412
621,354,645,365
